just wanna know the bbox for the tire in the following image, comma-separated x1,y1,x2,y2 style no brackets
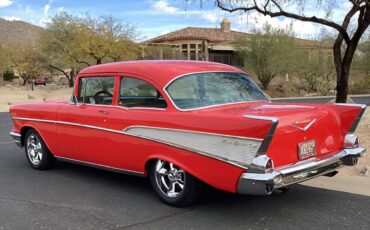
150,159,202,207
24,129,55,170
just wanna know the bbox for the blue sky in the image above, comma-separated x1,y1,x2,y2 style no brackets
0,0,353,41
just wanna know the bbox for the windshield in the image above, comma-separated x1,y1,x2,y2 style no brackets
166,72,268,110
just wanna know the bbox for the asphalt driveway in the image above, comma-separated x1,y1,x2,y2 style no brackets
0,112,369,230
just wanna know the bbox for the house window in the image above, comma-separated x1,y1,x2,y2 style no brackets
190,44,196,49
190,51,196,60
182,44,188,50
182,50,187,60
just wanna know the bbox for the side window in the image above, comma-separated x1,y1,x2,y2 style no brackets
77,77,115,105
119,77,167,108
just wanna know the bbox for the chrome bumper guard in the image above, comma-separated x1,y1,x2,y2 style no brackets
237,147,366,195
9,131,22,147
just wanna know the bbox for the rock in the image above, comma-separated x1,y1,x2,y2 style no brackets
11,78,21,85
304,93,320,97
44,84,62,90
5,84,12,88
7,102,11,105
27,94,36,99
329,89,336,95
360,166,369,176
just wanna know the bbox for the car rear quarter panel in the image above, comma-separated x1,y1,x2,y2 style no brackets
114,134,246,193
106,108,276,192
9,102,62,153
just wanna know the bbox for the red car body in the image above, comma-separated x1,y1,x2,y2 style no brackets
9,61,366,201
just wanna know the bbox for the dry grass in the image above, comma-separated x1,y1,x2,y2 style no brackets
0,85,72,111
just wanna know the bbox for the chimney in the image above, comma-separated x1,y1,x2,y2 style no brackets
220,18,231,32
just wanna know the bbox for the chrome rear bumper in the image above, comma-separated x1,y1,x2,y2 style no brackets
237,147,366,195
9,131,22,147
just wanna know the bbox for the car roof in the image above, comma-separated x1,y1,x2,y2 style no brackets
78,60,242,88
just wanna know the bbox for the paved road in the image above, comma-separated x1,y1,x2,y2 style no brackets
272,95,370,105
0,112,369,230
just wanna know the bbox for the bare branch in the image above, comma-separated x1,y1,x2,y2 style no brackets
216,0,352,44
271,0,283,12
72,56,91,66
333,4,359,58
349,0,360,7
352,5,370,43
49,64,69,77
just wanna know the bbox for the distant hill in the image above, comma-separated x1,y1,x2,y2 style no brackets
0,18,43,46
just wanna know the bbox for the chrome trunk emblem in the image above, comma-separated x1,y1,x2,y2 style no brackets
290,119,316,131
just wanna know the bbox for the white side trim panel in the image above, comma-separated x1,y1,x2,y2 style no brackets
125,126,262,167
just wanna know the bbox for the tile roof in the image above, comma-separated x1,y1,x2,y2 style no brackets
142,27,252,44
141,26,330,48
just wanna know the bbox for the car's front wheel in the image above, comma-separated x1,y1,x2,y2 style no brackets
24,129,55,170
150,159,202,207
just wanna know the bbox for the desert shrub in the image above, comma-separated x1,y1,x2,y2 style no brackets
235,23,298,90
295,51,336,96
3,70,15,81
349,76,370,94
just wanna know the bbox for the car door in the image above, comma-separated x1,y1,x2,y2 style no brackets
106,75,169,172
55,75,117,166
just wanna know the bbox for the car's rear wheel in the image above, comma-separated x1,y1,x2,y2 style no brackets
150,159,202,207
24,129,55,170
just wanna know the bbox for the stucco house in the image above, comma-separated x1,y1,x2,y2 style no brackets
141,19,332,66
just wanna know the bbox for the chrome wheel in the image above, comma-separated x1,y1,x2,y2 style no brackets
26,134,43,165
154,160,186,198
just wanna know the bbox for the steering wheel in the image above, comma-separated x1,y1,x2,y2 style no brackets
94,91,113,104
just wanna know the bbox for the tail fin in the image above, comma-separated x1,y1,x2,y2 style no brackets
331,103,366,134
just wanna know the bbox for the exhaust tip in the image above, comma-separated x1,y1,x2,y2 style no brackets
266,184,274,195
342,156,358,166
323,171,339,177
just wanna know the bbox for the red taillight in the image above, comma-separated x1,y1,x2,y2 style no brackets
265,159,274,172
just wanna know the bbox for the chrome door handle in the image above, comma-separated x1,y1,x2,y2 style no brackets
99,110,110,115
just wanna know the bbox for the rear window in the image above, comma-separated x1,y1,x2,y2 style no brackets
166,72,267,110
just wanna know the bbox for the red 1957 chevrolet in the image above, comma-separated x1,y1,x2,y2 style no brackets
9,61,366,206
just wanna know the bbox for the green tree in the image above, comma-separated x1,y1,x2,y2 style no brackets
357,34,370,73
10,44,45,89
3,70,15,81
235,23,298,89
0,45,10,79
295,51,336,95
77,14,139,64
38,13,82,87
349,34,370,94
39,13,140,87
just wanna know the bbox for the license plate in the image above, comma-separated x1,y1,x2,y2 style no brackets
298,140,316,160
